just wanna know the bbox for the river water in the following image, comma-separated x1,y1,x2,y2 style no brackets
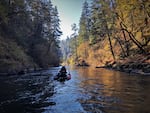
0,67,150,113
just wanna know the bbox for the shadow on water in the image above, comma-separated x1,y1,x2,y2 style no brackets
0,67,150,113
0,69,56,113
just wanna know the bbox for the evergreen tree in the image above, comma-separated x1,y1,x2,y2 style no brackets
0,0,62,70
90,0,104,44
78,1,91,44
71,23,78,61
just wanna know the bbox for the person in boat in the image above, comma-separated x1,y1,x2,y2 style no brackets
58,66,67,78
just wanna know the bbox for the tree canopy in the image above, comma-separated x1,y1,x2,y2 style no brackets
62,0,150,66
0,0,62,72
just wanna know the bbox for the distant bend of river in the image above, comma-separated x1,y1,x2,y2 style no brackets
0,66,150,113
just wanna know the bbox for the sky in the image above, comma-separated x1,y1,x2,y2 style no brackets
51,0,91,40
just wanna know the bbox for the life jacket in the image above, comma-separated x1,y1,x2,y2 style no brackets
59,68,67,77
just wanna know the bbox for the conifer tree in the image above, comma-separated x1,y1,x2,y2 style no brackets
78,1,91,44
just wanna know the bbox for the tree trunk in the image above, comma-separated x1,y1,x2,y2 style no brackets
123,28,146,54
114,37,127,57
120,22,129,56
120,22,146,54
107,33,116,60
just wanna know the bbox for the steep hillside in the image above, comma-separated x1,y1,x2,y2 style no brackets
0,36,35,73
0,0,62,74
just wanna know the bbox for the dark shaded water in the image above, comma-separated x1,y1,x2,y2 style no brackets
0,67,150,113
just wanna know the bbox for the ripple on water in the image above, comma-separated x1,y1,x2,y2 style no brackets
0,67,150,113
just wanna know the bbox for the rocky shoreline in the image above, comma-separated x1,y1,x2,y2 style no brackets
111,62,150,75
96,54,150,75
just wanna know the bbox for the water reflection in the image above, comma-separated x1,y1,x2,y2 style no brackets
0,67,150,113
76,67,150,113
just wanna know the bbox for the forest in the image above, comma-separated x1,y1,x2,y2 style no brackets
0,0,62,73
0,0,150,74
0,1,150,112
61,0,150,74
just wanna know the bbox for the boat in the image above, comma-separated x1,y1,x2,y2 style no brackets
54,66,71,82
54,73,71,82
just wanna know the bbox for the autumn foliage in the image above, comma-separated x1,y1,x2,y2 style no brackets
62,0,150,68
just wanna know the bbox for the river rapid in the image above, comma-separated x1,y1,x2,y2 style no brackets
0,66,150,113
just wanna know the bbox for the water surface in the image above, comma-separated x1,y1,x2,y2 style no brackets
0,67,150,113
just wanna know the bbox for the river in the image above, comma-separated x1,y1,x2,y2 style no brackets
0,67,150,113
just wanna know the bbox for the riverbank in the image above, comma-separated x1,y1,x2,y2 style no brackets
96,54,150,75
0,67,43,76
0,36,59,76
